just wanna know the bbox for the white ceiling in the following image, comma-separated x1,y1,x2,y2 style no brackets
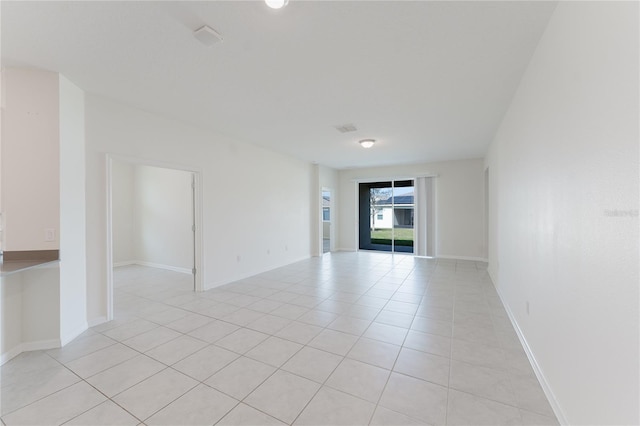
1,1,556,169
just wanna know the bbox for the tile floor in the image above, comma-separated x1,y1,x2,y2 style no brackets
1,252,559,425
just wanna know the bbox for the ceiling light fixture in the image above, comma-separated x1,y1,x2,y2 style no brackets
359,139,376,149
265,0,289,9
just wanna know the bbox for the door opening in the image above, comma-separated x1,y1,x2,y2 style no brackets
484,167,489,260
359,180,414,253
322,188,331,254
106,156,202,321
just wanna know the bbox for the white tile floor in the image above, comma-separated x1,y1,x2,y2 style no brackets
1,252,560,425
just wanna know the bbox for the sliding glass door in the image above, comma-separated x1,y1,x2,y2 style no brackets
359,180,414,253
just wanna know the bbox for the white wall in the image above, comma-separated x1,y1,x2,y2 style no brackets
58,75,87,345
1,273,23,362
86,95,313,323
485,2,638,424
112,160,135,264
1,70,4,250
20,266,60,348
337,159,485,259
1,265,60,364
133,165,193,271
1,69,60,251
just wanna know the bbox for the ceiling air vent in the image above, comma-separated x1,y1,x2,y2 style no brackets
194,25,223,46
334,123,357,133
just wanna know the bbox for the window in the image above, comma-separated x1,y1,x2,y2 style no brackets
323,207,330,221
377,213,383,220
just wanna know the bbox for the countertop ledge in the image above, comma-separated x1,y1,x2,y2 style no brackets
1,250,60,276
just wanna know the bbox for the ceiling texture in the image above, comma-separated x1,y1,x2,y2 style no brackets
1,1,557,169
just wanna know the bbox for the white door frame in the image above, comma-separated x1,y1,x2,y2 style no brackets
105,154,204,321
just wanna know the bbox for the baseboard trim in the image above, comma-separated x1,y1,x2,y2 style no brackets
22,339,60,352
1,345,24,366
493,282,568,425
132,261,191,275
88,316,108,328
437,255,488,262
60,322,89,346
113,260,191,274
1,339,61,366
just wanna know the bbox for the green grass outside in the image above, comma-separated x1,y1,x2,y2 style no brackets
370,228,414,246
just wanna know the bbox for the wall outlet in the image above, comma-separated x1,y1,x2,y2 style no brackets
45,228,55,242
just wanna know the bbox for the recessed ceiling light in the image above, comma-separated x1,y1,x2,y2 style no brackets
265,0,289,9
359,139,376,149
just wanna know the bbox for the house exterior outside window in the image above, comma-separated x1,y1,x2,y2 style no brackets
372,193,414,229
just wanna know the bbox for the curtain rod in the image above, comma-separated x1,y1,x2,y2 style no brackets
350,174,438,183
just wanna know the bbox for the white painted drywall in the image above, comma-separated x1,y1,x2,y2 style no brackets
58,75,87,345
85,95,312,322
0,71,4,250
133,165,193,271
21,266,60,346
485,2,638,424
112,160,135,264
1,69,60,251
1,272,23,362
337,159,485,259
1,265,61,364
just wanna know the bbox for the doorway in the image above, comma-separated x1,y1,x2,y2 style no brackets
484,167,489,260
322,189,332,254
359,180,415,253
106,156,203,321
